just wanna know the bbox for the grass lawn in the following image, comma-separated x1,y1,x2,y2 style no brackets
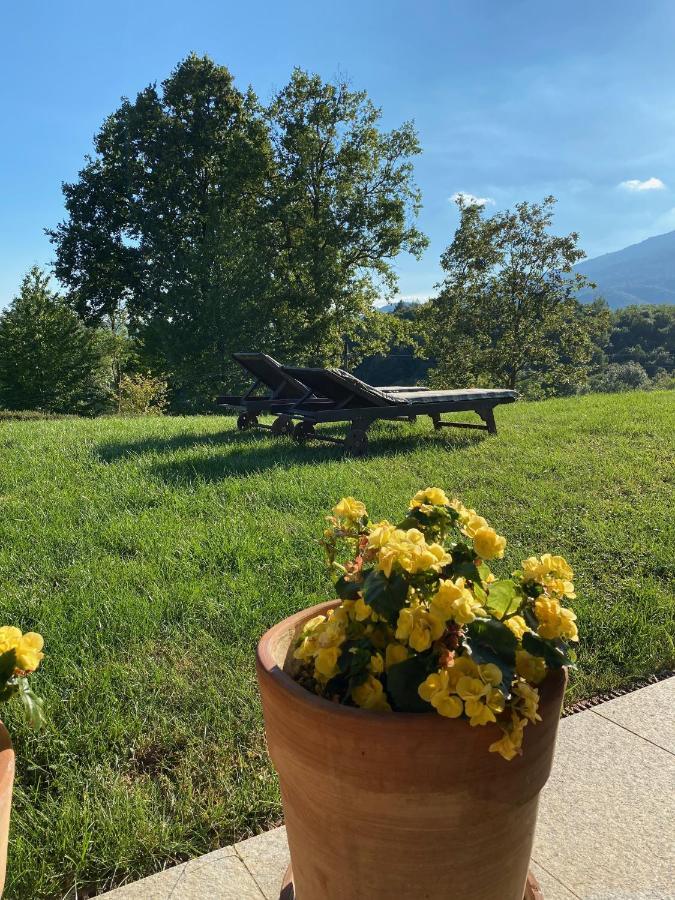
1,390,673,899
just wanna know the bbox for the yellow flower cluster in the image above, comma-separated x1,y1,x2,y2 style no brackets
534,598,579,641
0,626,44,673
451,503,507,560
294,610,347,681
430,577,486,626
294,489,578,763
419,658,505,725
369,525,451,578
522,554,576,599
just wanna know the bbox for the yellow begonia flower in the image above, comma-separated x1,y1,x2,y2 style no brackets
515,649,547,684
504,615,529,639
353,597,373,621
385,642,408,670
489,713,527,761
410,487,450,509
462,513,488,539
333,497,367,522
0,627,45,672
376,528,451,578
534,598,578,641
314,646,341,679
472,526,507,560
367,521,396,549
521,554,575,598
418,669,464,718
0,627,23,652
430,577,486,626
352,675,391,712
303,615,327,634
513,680,541,723
456,667,505,726
15,633,45,672
395,604,445,652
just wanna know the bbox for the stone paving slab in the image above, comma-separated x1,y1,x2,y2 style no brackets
590,675,675,755
101,677,675,900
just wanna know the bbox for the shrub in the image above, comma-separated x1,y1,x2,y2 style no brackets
587,361,651,394
117,373,169,416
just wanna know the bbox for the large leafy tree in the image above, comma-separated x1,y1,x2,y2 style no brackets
425,196,608,394
49,55,275,401
49,58,427,402
266,69,427,364
0,267,112,413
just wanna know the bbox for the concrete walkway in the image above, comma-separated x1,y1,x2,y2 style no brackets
102,677,675,900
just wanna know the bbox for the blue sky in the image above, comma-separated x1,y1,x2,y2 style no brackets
2,0,675,306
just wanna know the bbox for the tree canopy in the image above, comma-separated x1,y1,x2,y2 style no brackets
424,196,609,394
49,56,426,403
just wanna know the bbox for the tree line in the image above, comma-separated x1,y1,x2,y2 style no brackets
0,54,673,415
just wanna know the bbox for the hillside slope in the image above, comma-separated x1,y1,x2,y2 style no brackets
577,230,675,307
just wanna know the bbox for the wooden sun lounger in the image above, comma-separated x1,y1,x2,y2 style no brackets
280,366,518,455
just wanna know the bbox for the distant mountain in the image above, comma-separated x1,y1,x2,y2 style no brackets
576,230,675,308
377,300,421,313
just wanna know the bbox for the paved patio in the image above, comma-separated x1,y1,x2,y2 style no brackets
102,676,675,900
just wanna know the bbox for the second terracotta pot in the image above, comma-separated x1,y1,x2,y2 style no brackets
0,722,14,898
257,601,566,900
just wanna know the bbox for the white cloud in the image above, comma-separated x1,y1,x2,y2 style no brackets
450,191,495,207
618,177,666,192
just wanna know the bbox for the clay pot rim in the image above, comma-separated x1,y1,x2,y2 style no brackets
256,599,565,725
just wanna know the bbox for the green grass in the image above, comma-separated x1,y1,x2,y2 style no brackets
0,391,673,899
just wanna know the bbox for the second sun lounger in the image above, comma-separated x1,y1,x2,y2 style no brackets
281,366,517,454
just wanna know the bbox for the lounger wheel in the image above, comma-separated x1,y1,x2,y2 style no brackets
344,427,368,457
271,414,294,437
237,412,258,431
293,421,315,445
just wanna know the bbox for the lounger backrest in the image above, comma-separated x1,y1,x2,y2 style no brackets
232,353,308,399
282,367,407,408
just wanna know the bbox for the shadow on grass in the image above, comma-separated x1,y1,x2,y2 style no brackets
96,419,488,483
96,426,261,464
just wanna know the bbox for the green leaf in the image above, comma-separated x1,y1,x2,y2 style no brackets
485,579,522,619
18,677,46,729
453,559,482,582
386,653,435,713
335,575,362,600
522,631,572,668
477,562,492,583
363,570,408,626
466,617,518,663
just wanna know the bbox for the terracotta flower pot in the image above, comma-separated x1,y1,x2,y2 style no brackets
0,723,14,898
257,601,566,900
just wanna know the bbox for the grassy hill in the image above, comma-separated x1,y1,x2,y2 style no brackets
577,229,675,307
1,391,673,899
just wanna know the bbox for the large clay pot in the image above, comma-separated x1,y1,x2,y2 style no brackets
0,723,14,898
256,601,566,900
